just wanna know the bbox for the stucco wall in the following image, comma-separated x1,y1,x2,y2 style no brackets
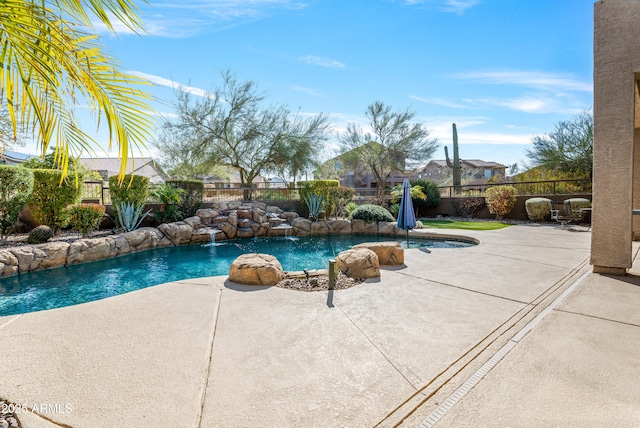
591,0,640,273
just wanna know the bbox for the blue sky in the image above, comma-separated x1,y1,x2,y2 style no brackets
25,0,594,172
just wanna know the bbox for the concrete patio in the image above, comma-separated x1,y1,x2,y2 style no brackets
1,224,638,427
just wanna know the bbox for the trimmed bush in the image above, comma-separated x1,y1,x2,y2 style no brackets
328,186,355,218
564,198,591,215
0,165,34,241
350,203,395,223
484,185,517,220
28,225,53,244
167,179,204,217
299,180,339,218
525,197,552,221
29,169,84,233
68,204,106,237
109,175,150,228
108,174,149,207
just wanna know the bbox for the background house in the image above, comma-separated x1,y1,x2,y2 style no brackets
201,167,269,188
414,159,506,186
78,157,168,184
0,150,37,166
316,142,407,188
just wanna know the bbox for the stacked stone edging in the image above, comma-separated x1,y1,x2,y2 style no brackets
0,202,424,278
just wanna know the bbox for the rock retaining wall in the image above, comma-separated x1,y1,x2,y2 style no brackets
0,201,423,278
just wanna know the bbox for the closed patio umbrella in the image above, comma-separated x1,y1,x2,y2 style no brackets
397,178,416,246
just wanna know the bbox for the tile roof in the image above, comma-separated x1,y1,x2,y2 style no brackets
77,157,167,183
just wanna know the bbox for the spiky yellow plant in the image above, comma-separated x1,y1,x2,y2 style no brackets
0,0,155,180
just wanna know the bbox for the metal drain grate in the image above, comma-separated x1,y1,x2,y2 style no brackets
418,270,590,428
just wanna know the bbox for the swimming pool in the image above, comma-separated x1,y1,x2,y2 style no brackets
0,234,474,316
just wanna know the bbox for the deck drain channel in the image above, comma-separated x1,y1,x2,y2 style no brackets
418,270,590,428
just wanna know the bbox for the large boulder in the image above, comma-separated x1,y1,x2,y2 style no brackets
252,208,268,224
195,208,220,225
190,227,224,244
229,253,284,286
328,219,352,234
218,221,237,239
292,218,312,236
158,221,193,246
353,242,404,266
310,221,330,235
336,248,380,279
37,242,70,270
68,238,114,265
351,219,379,235
266,206,284,214
123,227,172,252
7,246,46,273
280,211,299,224
183,216,202,229
0,250,18,277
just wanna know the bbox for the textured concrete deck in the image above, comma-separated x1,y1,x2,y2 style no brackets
1,224,638,427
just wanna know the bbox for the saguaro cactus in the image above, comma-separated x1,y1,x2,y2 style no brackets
445,123,461,193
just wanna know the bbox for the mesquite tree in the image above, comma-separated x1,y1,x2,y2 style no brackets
157,71,331,195
338,101,438,197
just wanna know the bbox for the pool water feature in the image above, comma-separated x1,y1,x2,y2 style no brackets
0,234,474,316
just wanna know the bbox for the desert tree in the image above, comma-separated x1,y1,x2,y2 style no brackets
158,71,331,195
338,101,438,197
526,110,593,177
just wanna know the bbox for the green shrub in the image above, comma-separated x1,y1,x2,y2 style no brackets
28,225,52,244
152,183,185,223
345,202,359,217
29,169,84,234
564,198,591,215
108,174,149,207
484,185,517,220
350,203,395,223
0,166,34,241
299,180,339,218
391,184,426,203
167,179,204,217
328,186,355,218
525,197,552,221
68,204,106,237
410,179,441,213
389,203,400,219
109,175,149,227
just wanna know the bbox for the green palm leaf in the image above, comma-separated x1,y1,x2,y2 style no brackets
0,0,154,180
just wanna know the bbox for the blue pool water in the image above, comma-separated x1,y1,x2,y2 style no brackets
0,235,474,316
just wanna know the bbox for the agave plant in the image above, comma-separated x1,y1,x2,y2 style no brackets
303,193,327,221
115,201,152,232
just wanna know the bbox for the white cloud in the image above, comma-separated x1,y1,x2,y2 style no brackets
442,0,480,14
454,70,592,92
410,94,472,109
128,71,211,98
467,94,585,115
422,117,534,146
292,85,327,97
403,0,480,14
299,55,346,69
91,1,308,38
